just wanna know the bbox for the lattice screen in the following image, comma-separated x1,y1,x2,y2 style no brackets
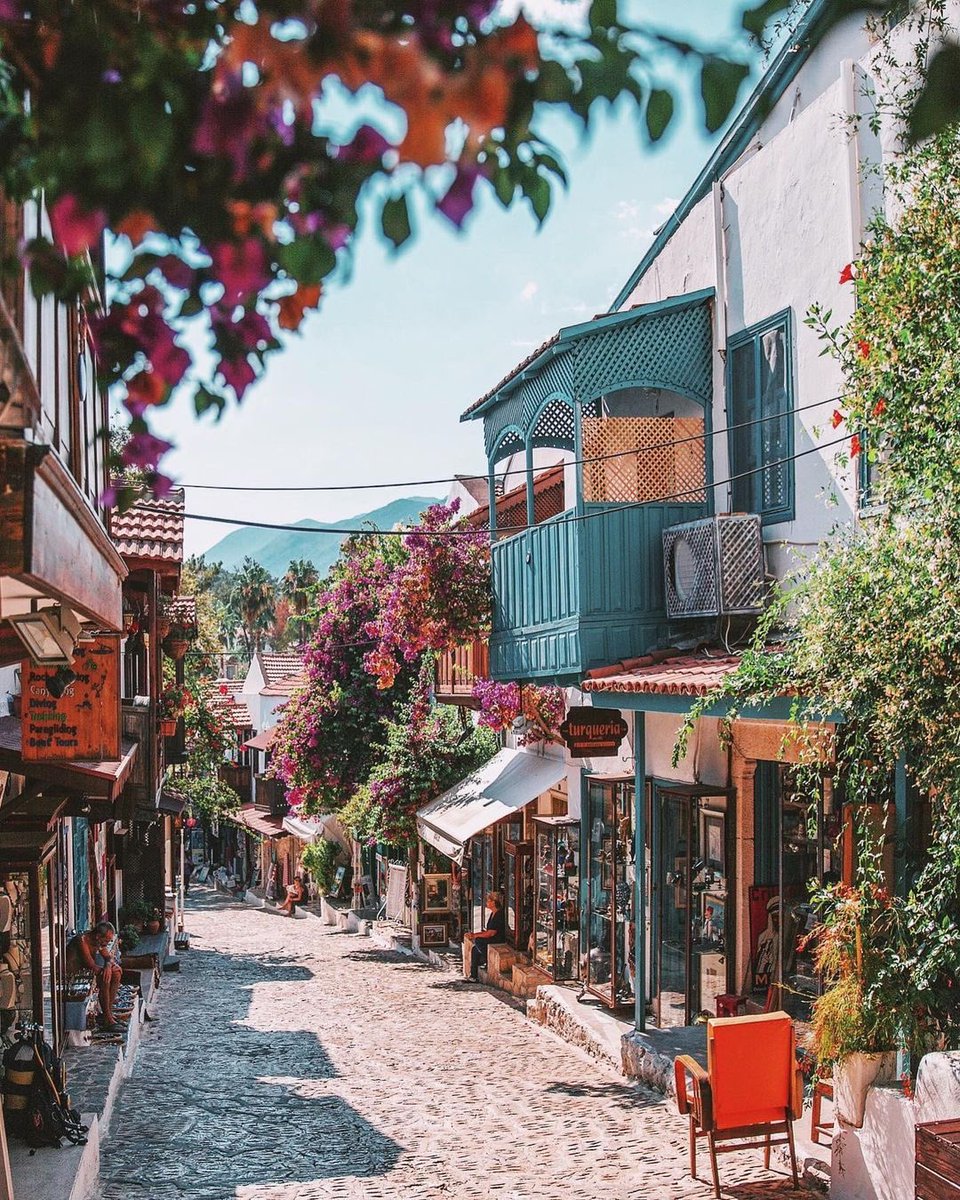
574,300,712,406
483,351,574,457
529,398,575,450
581,417,706,504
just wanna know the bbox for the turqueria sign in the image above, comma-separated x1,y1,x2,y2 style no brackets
559,707,628,759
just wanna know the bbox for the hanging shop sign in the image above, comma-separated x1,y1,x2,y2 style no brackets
559,707,628,759
22,634,121,762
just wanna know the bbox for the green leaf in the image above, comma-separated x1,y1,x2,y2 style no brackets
525,174,551,225
589,0,617,31
178,293,204,319
493,168,515,208
380,195,412,249
908,42,960,144
645,88,674,142
276,235,337,285
193,386,226,420
700,57,751,134
741,0,792,37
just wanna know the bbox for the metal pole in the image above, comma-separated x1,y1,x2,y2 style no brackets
634,711,647,1033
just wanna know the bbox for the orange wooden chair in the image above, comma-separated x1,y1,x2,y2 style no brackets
674,1011,802,1198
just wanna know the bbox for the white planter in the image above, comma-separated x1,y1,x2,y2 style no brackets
835,1051,897,1128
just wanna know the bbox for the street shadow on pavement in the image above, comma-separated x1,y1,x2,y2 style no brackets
98,941,403,1198
341,947,431,968
545,1079,654,1105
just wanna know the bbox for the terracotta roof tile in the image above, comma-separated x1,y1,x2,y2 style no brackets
258,652,305,685
581,651,743,697
461,332,560,421
167,595,197,628
111,490,185,565
260,671,306,697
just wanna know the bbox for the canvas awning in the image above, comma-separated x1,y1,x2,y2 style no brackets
231,805,287,839
416,748,566,865
282,814,330,843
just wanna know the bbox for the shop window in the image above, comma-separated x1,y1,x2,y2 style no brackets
653,784,731,1028
727,311,794,524
750,763,838,1019
582,778,635,1010
533,816,579,981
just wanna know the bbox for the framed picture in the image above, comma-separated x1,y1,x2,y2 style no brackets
703,813,725,872
421,921,448,948
422,873,451,913
329,865,348,898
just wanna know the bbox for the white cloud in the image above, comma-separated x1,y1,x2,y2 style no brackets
520,280,539,302
655,196,679,216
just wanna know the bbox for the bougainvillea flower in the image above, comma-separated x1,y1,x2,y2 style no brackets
193,70,257,180
125,370,167,413
210,238,270,304
277,283,322,331
336,124,392,164
48,194,107,257
219,353,256,399
873,399,886,417
150,331,191,387
839,262,856,284
857,340,870,359
831,409,844,429
850,434,862,457
437,164,480,228
157,254,196,291
121,431,173,469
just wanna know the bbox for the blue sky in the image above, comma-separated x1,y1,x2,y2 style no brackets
156,0,764,558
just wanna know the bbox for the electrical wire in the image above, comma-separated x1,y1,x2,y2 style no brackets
178,394,847,493
138,430,857,538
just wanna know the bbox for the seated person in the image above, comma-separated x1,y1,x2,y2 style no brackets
278,874,306,916
464,892,505,982
66,921,124,1030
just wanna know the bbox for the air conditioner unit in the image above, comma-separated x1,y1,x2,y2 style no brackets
662,514,765,620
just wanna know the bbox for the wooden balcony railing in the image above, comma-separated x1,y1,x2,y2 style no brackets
219,762,251,799
254,774,288,818
121,700,160,808
434,639,489,705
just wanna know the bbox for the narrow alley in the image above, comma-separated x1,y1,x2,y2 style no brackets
95,889,812,1200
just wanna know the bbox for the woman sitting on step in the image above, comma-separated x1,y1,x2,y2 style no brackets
465,892,505,982
278,873,306,916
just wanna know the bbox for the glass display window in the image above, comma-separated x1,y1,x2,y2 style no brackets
533,816,580,981
582,778,635,1010
503,837,534,953
653,783,732,1028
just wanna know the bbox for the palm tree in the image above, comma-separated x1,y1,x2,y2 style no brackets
232,558,277,657
281,558,319,644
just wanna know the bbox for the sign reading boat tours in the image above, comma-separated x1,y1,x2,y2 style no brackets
22,634,121,762
559,707,628,759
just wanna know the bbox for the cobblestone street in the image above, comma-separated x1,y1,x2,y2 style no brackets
96,889,815,1200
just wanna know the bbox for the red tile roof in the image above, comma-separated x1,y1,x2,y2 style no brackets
258,651,305,685
167,595,197,628
581,650,743,697
232,805,286,839
111,490,185,566
204,679,252,728
261,671,306,697
465,464,565,532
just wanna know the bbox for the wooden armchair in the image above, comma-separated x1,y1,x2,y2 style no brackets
674,1011,803,1198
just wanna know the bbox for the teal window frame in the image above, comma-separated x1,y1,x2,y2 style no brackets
726,309,795,525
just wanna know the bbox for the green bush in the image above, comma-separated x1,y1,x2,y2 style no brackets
301,839,337,894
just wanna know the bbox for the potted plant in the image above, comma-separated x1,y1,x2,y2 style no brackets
163,620,194,661
807,879,905,1127
120,899,151,933
160,681,189,737
144,905,163,936
119,925,141,952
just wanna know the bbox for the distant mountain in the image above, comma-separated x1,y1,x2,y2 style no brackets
199,496,442,579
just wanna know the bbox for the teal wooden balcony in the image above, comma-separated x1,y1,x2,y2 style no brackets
463,290,715,683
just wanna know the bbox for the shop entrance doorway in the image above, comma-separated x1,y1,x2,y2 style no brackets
653,783,732,1028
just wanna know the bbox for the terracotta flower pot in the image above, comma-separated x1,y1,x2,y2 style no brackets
145,919,161,936
834,1050,897,1127
160,718,177,737
156,616,171,640
165,637,189,661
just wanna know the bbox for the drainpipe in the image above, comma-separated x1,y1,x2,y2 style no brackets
711,180,729,515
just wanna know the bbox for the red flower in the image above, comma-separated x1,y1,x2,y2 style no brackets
857,340,870,359
850,434,862,457
839,263,856,285
873,399,886,417
49,194,107,257
831,409,844,429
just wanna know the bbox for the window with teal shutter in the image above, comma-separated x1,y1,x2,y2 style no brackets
727,311,794,524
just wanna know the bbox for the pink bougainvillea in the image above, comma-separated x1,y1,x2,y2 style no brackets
473,678,566,746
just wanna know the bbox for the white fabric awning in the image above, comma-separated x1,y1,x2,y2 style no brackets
416,748,566,865
282,814,331,842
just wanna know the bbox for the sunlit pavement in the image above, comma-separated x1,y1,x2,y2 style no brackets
95,887,817,1200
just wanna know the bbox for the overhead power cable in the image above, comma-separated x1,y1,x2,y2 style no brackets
139,430,857,539
179,395,847,493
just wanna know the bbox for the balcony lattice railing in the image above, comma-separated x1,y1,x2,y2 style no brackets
581,417,705,505
435,639,490,704
254,773,288,818
219,762,251,798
